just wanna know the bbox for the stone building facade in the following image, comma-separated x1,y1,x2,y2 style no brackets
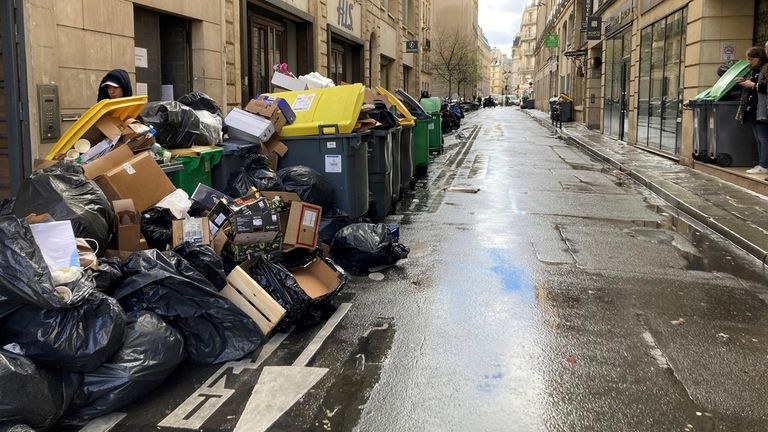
0,0,429,198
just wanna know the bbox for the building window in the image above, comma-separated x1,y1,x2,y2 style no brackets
402,0,410,27
636,8,687,155
380,56,392,90
248,16,285,96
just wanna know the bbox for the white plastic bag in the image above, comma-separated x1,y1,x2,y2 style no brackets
155,189,192,219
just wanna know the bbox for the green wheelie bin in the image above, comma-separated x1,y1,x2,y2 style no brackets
420,97,443,153
395,89,431,176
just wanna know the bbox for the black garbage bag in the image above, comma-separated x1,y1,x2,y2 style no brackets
246,254,346,328
1,288,126,373
115,250,263,364
58,311,185,426
277,166,335,211
177,92,225,121
0,350,81,431
318,208,352,246
330,223,410,272
92,257,124,295
12,163,113,255
226,154,284,197
0,199,13,216
0,216,92,316
173,242,227,291
141,207,174,251
139,101,222,149
367,103,399,130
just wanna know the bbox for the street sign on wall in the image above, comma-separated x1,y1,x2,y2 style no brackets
405,40,418,53
587,16,602,40
545,34,559,48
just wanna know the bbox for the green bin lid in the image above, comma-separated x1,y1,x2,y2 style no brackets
419,97,442,114
694,60,750,101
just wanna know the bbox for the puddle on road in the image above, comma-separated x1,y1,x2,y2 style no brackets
632,205,768,282
310,318,395,431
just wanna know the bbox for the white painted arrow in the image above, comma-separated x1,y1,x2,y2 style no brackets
233,303,352,432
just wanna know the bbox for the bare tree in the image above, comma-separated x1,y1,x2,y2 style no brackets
455,51,481,100
430,28,477,98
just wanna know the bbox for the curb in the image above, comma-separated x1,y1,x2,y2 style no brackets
523,109,768,265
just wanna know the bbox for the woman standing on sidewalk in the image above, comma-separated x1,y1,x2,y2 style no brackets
735,46,768,174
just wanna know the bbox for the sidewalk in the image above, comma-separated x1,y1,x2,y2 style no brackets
523,108,768,264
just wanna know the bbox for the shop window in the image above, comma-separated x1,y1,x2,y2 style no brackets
133,7,191,101
636,8,686,155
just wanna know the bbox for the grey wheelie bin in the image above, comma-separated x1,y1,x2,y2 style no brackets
367,129,394,221
278,125,370,218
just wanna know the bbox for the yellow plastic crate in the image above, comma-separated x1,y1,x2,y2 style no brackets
376,86,415,126
46,96,147,160
263,84,365,137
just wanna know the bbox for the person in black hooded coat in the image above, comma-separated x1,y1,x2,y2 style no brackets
97,69,133,101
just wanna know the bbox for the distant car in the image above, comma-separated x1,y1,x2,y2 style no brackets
509,95,520,106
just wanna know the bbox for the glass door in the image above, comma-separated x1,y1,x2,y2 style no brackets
636,9,686,155
248,16,285,97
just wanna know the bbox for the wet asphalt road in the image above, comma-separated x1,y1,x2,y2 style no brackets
109,107,768,432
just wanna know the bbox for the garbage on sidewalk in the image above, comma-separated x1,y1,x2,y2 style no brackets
0,82,417,428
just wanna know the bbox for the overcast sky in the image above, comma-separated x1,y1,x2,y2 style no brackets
479,0,529,56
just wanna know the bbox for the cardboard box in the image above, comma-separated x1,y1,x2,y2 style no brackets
245,98,286,132
95,116,123,141
83,144,134,179
246,95,296,125
171,217,212,248
364,88,377,105
260,191,321,250
120,119,150,141
261,138,288,171
229,212,281,245
208,199,233,237
113,199,145,252
94,151,176,213
225,108,276,143
191,184,232,211
288,256,345,299
271,71,308,91
223,266,287,336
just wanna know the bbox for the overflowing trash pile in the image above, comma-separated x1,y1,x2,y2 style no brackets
0,70,416,430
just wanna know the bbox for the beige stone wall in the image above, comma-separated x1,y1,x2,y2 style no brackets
24,0,228,160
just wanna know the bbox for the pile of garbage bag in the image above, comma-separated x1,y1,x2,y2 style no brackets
330,223,410,272
139,100,223,149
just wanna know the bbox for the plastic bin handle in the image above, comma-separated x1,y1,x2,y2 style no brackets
318,124,340,135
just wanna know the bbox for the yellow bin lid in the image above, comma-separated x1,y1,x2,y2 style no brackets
263,84,365,137
46,96,148,160
376,86,415,126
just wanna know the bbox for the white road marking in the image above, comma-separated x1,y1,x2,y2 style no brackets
293,303,352,367
158,331,290,429
79,412,126,432
233,366,328,432
233,303,352,432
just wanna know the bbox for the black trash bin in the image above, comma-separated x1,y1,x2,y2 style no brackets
707,101,758,167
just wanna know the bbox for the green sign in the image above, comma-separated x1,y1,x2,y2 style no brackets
545,34,559,48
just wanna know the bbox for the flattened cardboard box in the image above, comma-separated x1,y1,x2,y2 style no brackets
260,191,321,250
94,151,176,213
171,217,212,248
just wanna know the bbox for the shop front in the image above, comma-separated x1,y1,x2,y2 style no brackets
601,1,633,141
636,8,686,156
243,0,314,99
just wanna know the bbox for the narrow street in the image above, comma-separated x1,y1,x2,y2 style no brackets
108,107,768,432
